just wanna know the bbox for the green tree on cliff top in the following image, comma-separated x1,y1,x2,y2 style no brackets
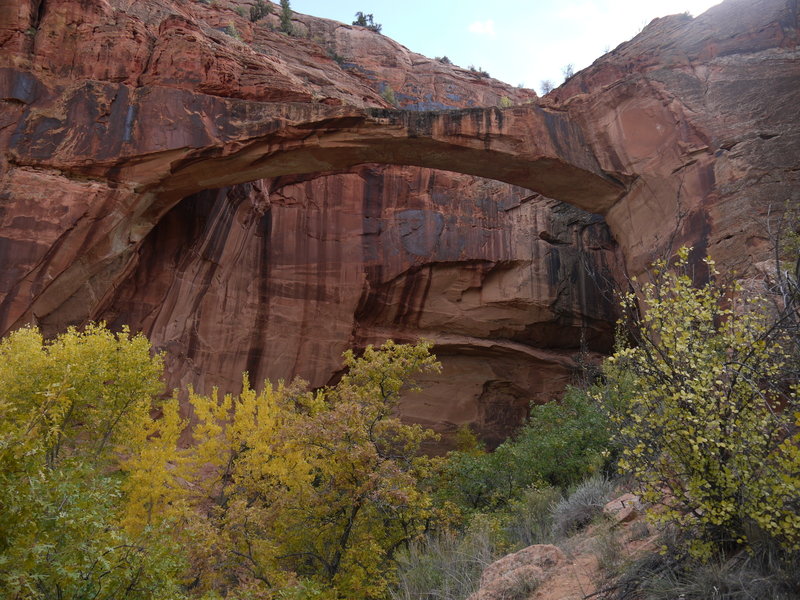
280,0,293,34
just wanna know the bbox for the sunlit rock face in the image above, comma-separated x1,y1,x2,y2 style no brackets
548,0,800,277
0,0,797,444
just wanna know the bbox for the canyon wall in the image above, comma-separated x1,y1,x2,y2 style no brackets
550,0,799,278
98,168,618,445
0,0,797,443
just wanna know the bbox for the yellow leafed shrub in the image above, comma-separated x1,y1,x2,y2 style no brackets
598,248,799,559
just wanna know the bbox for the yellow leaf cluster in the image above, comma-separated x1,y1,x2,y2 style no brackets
599,248,800,558
0,323,185,600
120,340,442,599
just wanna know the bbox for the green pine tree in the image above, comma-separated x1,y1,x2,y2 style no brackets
280,0,293,34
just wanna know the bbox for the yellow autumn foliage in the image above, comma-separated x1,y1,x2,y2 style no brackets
120,339,442,599
599,247,800,559
0,324,186,600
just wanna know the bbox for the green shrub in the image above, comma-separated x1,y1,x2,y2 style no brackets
279,0,293,34
438,386,612,512
223,22,241,39
325,47,347,65
499,96,513,108
468,65,490,77
381,84,397,106
501,386,612,488
353,12,382,33
502,486,562,548
250,0,272,21
437,446,502,510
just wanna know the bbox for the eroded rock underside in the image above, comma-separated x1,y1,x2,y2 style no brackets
0,0,797,444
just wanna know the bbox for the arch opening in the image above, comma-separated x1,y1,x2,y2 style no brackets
94,163,621,447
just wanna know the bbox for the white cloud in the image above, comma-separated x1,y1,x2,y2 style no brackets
467,20,496,37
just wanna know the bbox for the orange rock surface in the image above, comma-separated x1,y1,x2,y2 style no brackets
0,0,797,443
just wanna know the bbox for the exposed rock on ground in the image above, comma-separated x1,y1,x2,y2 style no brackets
468,544,566,600
468,493,656,600
604,493,642,525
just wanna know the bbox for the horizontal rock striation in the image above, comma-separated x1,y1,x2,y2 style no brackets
0,0,797,443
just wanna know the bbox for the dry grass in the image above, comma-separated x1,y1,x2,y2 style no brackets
551,477,614,538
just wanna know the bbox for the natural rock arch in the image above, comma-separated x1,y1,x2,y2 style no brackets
145,104,628,213
1,0,796,445
5,79,630,333
9,80,628,214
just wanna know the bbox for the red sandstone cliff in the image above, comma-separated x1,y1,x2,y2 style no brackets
0,0,797,444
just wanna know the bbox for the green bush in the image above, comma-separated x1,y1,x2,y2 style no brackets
381,84,397,106
250,0,272,22
438,386,612,512
502,486,562,548
353,12,382,33
436,445,502,509
223,22,241,39
279,0,293,34
501,386,612,488
468,65,490,77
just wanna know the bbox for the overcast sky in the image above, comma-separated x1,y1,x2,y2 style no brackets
292,0,723,92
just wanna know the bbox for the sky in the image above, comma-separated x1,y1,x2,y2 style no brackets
291,0,723,93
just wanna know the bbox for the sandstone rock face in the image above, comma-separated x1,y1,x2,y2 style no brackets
97,167,618,445
0,0,798,443
550,0,800,277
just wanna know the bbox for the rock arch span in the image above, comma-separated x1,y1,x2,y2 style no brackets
7,80,625,210
4,79,629,333
148,104,627,213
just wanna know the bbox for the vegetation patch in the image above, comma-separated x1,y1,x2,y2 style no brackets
353,12,382,33
250,0,272,22
1,218,797,600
